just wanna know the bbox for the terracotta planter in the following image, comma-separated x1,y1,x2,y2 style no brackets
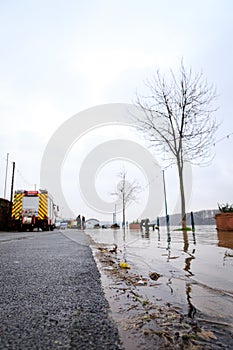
129,223,140,230
215,213,233,231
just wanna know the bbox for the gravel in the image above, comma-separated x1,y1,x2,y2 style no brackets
0,230,122,350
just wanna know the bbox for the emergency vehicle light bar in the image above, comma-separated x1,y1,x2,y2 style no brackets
24,191,38,196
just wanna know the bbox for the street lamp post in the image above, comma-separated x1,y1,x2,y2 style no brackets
4,153,9,199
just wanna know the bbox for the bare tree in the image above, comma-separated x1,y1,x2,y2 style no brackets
135,60,218,228
112,168,140,227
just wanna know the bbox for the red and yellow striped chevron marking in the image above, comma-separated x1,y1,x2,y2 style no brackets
12,193,24,219
38,193,48,219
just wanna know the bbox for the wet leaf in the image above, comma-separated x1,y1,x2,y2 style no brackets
136,279,147,286
197,329,217,340
149,272,161,281
98,247,108,253
109,244,118,253
103,266,114,271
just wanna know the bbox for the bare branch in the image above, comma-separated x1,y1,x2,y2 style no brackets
134,60,218,227
111,167,141,226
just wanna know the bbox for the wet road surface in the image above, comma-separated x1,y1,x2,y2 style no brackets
0,230,121,350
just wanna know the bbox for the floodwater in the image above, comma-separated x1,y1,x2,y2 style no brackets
87,225,233,326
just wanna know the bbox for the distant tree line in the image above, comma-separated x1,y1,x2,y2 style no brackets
157,209,219,226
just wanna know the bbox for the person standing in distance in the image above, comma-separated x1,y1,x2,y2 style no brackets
82,216,85,229
76,215,81,229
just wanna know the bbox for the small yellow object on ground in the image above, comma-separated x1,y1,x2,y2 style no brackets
119,261,131,269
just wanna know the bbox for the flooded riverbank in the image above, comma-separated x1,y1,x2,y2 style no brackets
87,225,233,349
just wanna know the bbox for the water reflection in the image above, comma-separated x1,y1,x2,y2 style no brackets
141,229,150,239
167,276,174,294
183,230,189,252
181,230,197,316
186,283,196,318
184,250,195,277
192,230,197,245
217,230,233,249
122,227,126,262
157,229,161,243
166,229,171,262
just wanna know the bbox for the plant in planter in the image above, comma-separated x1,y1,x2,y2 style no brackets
218,203,233,213
215,203,233,231
129,219,140,229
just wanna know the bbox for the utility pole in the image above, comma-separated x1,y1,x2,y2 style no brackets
10,162,15,203
8,161,15,230
4,153,9,199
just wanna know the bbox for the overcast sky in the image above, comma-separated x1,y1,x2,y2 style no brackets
1,0,233,221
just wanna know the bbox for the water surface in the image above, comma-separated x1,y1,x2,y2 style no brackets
87,225,233,325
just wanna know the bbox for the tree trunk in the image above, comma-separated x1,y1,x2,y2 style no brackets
177,161,186,228
122,193,125,227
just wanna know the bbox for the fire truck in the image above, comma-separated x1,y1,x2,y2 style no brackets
11,189,57,231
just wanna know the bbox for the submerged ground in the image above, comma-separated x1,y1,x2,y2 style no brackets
80,225,233,349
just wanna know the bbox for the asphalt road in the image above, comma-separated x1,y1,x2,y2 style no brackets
0,230,122,350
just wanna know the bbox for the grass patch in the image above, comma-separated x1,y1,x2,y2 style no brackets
174,227,193,231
